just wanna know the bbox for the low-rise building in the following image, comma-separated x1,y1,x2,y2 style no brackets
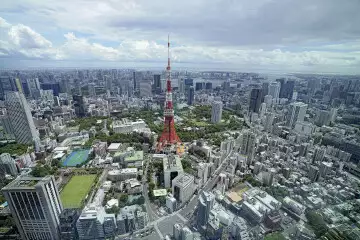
107,168,137,181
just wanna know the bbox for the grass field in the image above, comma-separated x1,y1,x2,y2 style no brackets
60,174,96,208
62,149,90,167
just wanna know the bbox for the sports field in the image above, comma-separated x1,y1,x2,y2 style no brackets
62,149,90,167
60,174,96,208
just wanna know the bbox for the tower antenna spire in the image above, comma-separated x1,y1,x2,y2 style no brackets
157,34,181,153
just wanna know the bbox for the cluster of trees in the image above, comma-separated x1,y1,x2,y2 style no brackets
67,117,108,131
243,175,262,187
265,186,290,201
84,131,153,148
31,165,57,177
191,105,212,120
264,232,286,240
181,159,193,173
188,148,207,159
0,143,28,156
305,210,328,238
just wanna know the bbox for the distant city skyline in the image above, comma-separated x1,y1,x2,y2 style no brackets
0,0,360,74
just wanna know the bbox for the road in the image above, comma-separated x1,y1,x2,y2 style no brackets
179,149,234,218
142,154,159,222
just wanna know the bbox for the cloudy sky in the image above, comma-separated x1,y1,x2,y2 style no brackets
0,0,359,73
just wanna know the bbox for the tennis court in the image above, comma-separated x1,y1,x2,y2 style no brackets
62,149,90,167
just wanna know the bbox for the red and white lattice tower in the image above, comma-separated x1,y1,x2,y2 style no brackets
157,36,181,152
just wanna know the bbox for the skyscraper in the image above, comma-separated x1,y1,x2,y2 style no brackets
0,76,17,100
139,81,152,97
268,82,281,103
2,175,63,240
73,95,86,117
197,191,215,228
105,75,112,92
195,82,204,91
240,130,256,164
41,83,60,96
287,102,307,128
211,101,223,123
178,78,185,94
153,74,161,93
5,92,40,149
262,82,269,101
249,88,262,113
276,78,285,98
27,78,41,99
187,86,194,105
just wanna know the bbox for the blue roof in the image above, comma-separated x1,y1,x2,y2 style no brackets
0,202,8,208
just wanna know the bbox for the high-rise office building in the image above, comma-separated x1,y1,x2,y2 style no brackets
315,110,330,127
41,83,60,96
73,95,86,117
197,191,215,228
59,209,80,240
195,82,204,91
205,82,212,90
181,226,194,240
187,86,194,105
287,102,307,128
268,82,281,103
262,82,269,101
88,83,96,97
76,206,106,240
240,130,256,164
283,80,295,100
153,74,161,93
172,173,195,203
276,78,285,98
105,75,112,92
308,165,320,182
0,111,15,140
178,78,185,94
330,108,337,123
211,101,223,123
249,88,262,113
173,223,182,240
0,153,17,176
139,81,152,97
27,78,41,99
5,92,40,149
0,76,17,100
2,176,63,240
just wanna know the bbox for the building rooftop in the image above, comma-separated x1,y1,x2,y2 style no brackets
172,173,194,187
2,176,52,190
153,189,167,197
124,151,143,162
108,168,137,175
163,155,183,172
108,143,121,151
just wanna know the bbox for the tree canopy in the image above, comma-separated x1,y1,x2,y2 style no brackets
0,143,28,156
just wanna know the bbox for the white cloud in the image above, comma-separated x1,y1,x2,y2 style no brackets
9,24,52,49
0,11,359,73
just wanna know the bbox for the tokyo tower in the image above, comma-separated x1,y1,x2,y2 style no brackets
157,36,181,152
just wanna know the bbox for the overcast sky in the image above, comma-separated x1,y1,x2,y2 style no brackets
0,0,359,73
